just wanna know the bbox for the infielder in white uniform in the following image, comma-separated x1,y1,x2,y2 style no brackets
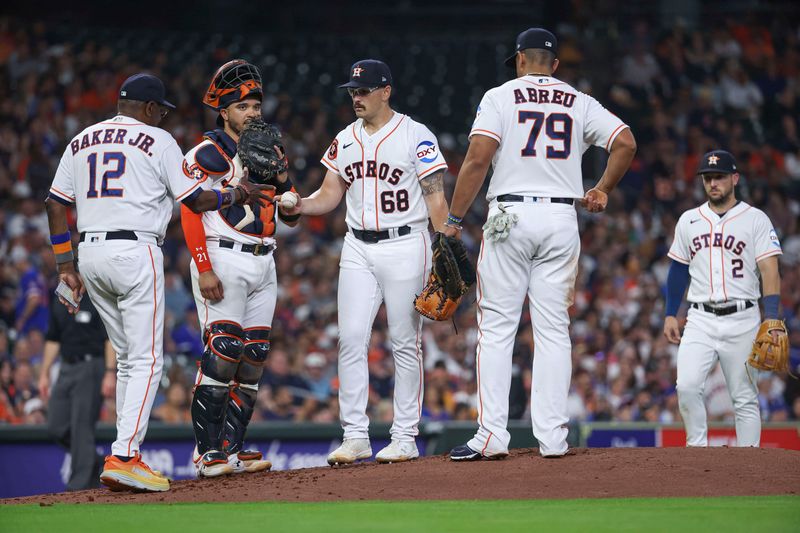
664,149,783,447
443,28,637,460
46,73,272,492
281,59,449,464
182,60,298,477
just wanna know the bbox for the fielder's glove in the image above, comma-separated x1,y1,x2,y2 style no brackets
414,233,476,321
237,119,288,183
748,319,790,373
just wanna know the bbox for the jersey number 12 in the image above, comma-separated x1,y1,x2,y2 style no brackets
87,152,126,198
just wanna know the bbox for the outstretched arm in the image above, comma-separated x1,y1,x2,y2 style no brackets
285,170,347,217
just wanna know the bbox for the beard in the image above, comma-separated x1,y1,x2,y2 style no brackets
708,189,733,207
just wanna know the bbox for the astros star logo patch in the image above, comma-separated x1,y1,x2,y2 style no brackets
352,66,365,77
708,155,720,165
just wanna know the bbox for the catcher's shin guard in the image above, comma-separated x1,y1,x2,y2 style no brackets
224,385,257,455
224,327,270,455
200,321,245,383
191,385,230,454
236,327,270,384
193,321,245,454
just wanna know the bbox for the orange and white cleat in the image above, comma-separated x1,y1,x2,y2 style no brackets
100,453,170,492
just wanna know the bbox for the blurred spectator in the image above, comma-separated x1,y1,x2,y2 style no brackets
0,14,796,430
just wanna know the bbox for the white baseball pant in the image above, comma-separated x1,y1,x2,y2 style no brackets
467,201,579,457
677,304,761,446
78,234,164,457
337,230,430,442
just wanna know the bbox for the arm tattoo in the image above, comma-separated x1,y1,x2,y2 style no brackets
419,170,444,196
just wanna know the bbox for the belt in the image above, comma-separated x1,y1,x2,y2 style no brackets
219,240,274,256
351,225,411,243
691,301,755,316
497,194,574,205
79,230,138,242
62,353,101,364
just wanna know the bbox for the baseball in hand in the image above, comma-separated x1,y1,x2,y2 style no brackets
280,191,299,209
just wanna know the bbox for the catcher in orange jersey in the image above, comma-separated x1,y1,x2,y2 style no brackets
181,60,299,477
663,149,788,447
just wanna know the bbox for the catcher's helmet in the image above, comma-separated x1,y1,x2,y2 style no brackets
203,59,263,112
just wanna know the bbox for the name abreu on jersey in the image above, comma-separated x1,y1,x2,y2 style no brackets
183,129,277,244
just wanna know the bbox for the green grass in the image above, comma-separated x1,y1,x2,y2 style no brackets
1,496,798,533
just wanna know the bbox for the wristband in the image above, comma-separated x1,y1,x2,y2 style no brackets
220,188,235,208
51,231,74,264
762,294,780,319
213,189,223,210
446,213,463,226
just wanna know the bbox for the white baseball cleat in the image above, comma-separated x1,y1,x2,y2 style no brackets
327,438,372,465
192,447,235,478
376,440,419,463
228,450,272,474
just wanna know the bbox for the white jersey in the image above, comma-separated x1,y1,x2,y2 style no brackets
49,115,202,239
668,201,782,303
470,75,628,200
321,112,447,231
183,138,278,245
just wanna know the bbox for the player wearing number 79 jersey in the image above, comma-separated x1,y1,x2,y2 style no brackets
445,28,636,461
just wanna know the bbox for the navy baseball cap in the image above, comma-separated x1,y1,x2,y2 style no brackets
339,60,393,89
504,28,558,67
697,150,737,175
119,73,176,110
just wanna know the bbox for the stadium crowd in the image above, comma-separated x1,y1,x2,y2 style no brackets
0,14,799,432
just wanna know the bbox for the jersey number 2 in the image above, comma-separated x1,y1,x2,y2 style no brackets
87,152,126,198
518,111,573,159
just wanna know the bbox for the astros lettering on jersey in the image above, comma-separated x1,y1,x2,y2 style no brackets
471,74,627,199
668,202,782,303
321,112,447,230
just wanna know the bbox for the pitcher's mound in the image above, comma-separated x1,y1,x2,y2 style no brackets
6,447,800,505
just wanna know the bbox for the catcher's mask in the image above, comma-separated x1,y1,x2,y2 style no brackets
203,59,263,126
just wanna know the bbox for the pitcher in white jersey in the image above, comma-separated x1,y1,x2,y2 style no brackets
45,73,273,492
664,150,784,447
281,59,449,464
442,28,636,460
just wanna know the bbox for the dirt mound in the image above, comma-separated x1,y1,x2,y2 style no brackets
5,447,799,505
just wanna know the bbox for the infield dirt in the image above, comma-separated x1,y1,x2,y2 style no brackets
4,447,799,505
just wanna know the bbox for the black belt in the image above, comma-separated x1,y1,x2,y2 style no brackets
79,230,137,242
219,240,274,256
351,225,411,243
692,301,755,316
62,353,102,364
497,194,574,205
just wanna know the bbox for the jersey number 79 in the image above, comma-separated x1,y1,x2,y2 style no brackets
87,152,126,198
518,111,573,159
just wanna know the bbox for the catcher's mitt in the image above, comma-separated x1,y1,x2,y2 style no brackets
237,119,288,183
414,233,476,321
748,319,790,373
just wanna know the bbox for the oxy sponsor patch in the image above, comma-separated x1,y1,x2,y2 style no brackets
416,140,438,163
